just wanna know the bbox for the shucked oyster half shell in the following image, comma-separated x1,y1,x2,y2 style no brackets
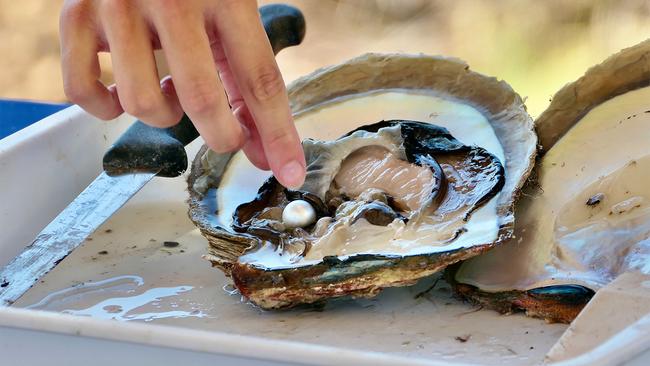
452,40,650,323
187,53,537,309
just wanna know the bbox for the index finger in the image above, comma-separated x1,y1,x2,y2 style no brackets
209,1,305,189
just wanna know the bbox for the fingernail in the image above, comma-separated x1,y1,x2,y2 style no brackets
160,76,175,95
280,160,306,189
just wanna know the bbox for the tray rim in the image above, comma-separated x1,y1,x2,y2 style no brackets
1,306,649,366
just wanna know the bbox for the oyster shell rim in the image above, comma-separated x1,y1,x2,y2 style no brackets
186,53,537,308
451,39,650,323
536,39,650,152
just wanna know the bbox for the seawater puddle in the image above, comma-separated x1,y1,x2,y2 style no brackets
26,275,207,322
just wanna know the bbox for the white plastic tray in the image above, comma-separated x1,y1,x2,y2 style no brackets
1,106,649,365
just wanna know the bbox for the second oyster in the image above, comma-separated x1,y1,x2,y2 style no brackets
452,40,650,323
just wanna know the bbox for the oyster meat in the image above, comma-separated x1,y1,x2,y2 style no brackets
188,54,537,309
231,120,504,288
453,40,650,323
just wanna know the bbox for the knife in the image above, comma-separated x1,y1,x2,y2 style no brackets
0,3,306,306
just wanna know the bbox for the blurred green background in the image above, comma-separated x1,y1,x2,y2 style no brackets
1,0,649,117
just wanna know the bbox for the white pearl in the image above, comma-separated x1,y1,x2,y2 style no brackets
282,200,317,228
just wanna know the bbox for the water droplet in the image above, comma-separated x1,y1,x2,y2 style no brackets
222,283,240,296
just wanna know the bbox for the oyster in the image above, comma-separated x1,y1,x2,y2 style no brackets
188,53,537,309
452,40,650,323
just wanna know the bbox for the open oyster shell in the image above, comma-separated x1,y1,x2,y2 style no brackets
187,53,537,309
452,40,650,323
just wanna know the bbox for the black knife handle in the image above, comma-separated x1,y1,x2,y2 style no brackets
261,3,306,55
103,3,306,178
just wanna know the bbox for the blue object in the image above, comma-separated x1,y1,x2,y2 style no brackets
0,99,70,140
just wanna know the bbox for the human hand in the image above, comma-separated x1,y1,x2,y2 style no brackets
59,0,306,188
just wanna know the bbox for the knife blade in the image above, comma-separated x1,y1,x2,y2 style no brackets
0,172,154,306
0,3,305,306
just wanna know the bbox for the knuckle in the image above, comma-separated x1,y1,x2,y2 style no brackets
182,82,222,117
263,127,293,150
60,0,92,28
156,0,187,19
153,112,183,128
161,0,185,9
120,90,162,119
247,65,285,103
98,0,132,18
63,80,90,105
215,142,240,154
207,133,241,154
219,0,246,10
